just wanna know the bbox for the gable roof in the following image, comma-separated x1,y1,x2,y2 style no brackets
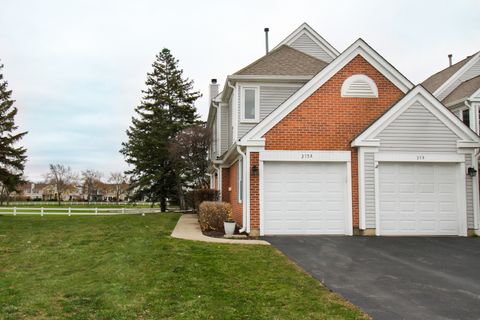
273,22,339,62
422,55,475,93
352,85,480,148
238,38,414,146
233,45,328,76
443,75,480,106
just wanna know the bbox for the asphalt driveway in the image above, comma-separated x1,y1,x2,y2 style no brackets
264,236,480,320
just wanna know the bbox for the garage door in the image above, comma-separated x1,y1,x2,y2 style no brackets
264,162,348,235
379,162,460,235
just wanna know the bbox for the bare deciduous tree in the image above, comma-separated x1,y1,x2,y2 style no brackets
169,125,211,210
81,170,103,203
46,164,78,205
108,172,128,204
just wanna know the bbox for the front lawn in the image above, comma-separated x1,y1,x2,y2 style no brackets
0,214,367,319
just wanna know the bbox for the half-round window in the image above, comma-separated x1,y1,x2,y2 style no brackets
341,74,378,98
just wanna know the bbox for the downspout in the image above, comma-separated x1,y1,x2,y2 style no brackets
237,145,247,232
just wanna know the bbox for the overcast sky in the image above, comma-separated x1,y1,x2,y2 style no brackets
1,0,479,181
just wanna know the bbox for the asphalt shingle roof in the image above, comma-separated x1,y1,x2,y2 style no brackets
422,55,475,93
442,75,480,105
233,45,328,76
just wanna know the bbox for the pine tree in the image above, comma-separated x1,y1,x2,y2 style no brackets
0,61,27,205
121,49,201,211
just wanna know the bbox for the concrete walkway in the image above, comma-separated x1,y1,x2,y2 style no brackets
171,213,269,245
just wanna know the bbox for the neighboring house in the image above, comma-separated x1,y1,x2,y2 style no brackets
207,23,480,237
422,52,480,134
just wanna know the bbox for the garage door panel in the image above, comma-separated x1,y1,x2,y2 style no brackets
264,162,347,235
379,162,459,235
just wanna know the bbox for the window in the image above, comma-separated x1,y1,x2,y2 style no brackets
241,86,259,122
462,109,470,128
237,159,243,203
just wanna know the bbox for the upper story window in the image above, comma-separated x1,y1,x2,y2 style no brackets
240,86,259,123
341,74,378,98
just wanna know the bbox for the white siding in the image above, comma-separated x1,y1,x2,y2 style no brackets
289,33,334,62
438,58,480,101
237,84,302,139
220,104,229,154
229,94,234,146
364,152,376,228
377,101,460,152
465,154,474,228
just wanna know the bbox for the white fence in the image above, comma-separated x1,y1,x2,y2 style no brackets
0,207,163,216
5,201,152,206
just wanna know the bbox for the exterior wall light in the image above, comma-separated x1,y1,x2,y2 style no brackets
251,165,259,176
467,167,477,177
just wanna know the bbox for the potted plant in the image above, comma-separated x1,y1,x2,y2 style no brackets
224,211,236,237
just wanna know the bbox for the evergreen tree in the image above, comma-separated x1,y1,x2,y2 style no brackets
121,49,201,211
0,61,27,205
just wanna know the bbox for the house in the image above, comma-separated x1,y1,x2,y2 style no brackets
422,52,480,135
207,23,480,237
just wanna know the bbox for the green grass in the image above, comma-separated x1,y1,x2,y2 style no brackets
0,214,367,320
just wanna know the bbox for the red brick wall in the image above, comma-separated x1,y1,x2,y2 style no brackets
260,54,404,228
249,152,260,230
228,161,243,226
221,167,229,202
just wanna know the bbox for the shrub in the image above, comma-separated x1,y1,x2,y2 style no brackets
198,201,232,232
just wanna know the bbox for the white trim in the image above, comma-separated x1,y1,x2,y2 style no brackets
374,153,468,236
358,146,379,230
470,152,479,230
246,149,251,233
237,158,243,203
341,74,378,98
273,22,340,61
358,149,365,230
374,159,380,236
240,85,260,123
352,86,480,147
375,152,465,163
260,150,351,162
459,161,468,236
433,52,480,100
259,150,353,236
241,38,413,144
259,159,265,236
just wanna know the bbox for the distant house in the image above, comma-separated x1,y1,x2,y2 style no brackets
207,23,480,237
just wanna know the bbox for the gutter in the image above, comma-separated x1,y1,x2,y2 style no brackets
236,145,248,233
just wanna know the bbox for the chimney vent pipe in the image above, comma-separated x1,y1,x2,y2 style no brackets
448,54,453,67
264,28,269,55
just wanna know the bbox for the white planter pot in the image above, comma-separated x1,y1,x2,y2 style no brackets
224,221,236,237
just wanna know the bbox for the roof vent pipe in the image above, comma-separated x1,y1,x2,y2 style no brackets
264,27,269,55
448,54,453,67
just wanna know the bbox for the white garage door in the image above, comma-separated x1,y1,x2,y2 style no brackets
379,162,460,235
264,162,348,235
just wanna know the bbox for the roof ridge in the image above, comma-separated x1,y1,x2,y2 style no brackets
232,44,326,76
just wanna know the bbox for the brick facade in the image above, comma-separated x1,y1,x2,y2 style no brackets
221,167,229,202
227,161,243,226
249,152,260,230
253,54,404,229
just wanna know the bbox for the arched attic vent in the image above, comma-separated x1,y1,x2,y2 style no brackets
341,74,378,98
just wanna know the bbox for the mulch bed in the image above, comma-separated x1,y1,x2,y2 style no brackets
202,229,258,240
